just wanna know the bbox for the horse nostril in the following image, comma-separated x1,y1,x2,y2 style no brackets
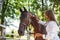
19,29,24,34
18,30,23,35
20,31,23,33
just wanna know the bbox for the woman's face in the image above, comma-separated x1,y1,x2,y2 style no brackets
45,14,49,21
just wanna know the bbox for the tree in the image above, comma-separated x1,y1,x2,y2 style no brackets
1,0,8,24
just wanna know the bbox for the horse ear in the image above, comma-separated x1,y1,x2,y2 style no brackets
20,8,23,13
23,7,27,12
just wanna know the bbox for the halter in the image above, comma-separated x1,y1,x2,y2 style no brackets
21,23,27,26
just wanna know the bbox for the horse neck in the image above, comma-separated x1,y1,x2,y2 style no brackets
31,20,41,33
31,20,47,34
31,21,39,28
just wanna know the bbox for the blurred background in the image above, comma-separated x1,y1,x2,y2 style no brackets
0,0,60,40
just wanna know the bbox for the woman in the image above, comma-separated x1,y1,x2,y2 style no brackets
35,10,60,40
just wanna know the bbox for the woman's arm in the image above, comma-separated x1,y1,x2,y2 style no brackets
33,15,46,25
38,20,46,25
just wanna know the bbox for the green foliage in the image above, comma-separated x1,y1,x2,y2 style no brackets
5,34,11,37
49,0,60,5
0,0,60,21
5,34,14,38
57,15,60,24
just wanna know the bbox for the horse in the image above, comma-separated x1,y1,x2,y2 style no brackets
18,7,47,40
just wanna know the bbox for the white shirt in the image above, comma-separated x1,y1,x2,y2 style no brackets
39,21,60,40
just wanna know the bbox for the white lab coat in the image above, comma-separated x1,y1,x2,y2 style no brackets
38,21,60,40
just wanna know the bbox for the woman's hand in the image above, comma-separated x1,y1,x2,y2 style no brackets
33,15,39,22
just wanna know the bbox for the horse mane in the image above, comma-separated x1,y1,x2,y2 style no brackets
31,15,47,34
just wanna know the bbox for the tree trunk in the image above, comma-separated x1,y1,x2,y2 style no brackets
41,0,44,21
1,0,8,24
